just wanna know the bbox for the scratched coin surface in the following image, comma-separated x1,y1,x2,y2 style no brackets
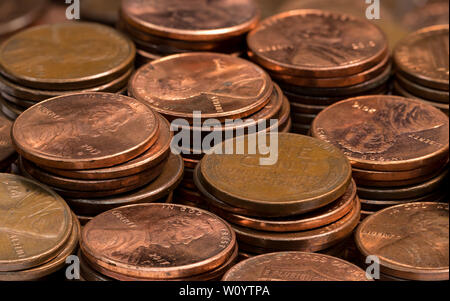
121,0,259,41
12,93,159,170
222,251,369,281
356,202,449,281
80,203,236,279
129,52,272,122
312,96,450,171
247,9,388,77
394,25,449,91
0,0,47,36
0,22,135,90
0,173,72,272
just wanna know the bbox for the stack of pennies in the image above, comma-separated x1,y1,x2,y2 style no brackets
194,133,361,256
0,113,16,172
311,95,449,218
247,9,391,135
393,25,449,115
117,0,260,66
0,174,80,281
128,52,291,208
11,92,178,224
355,202,449,281
78,203,238,281
0,22,135,120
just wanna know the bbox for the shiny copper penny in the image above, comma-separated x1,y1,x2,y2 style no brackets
356,202,449,281
80,203,236,279
0,173,73,272
0,22,135,90
222,251,369,281
0,113,15,166
394,25,449,91
247,9,388,78
129,53,273,122
120,0,259,42
12,93,159,170
312,95,449,171
396,73,449,104
200,133,352,217
0,0,47,36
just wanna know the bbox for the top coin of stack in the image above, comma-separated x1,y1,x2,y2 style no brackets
393,25,449,115
247,9,391,135
0,22,135,120
118,0,260,66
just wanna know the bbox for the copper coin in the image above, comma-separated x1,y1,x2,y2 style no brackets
0,95,21,120
79,250,112,281
80,203,236,279
201,133,352,217
290,123,311,135
12,93,159,170
312,95,449,171
231,198,360,253
222,251,369,281
129,53,273,123
39,114,172,180
0,173,73,272
247,9,388,78
0,0,47,36
81,0,121,24
0,113,15,165
356,202,449,281
290,101,326,115
33,2,68,26
291,113,316,125
120,0,259,42
394,25,449,91
78,215,93,227
1,92,36,109
0,22,135,90
183,157,200,170
393,81,449,114
396,73,449,104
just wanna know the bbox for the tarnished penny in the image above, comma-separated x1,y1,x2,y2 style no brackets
12,93,159,170
0,173,72,272
222,251,369,281
394,25,449,91
200,133,352,217
247,9,388,78
0,22,135,90
1,92,35,109
129,53,273,122
356,202,449,281
312,95,450,171
120,0,259,41
80,204,236,279
0,113,15,166
396,73,449,104
0,0,47,36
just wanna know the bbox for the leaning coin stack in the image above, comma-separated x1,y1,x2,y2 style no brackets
247,9,391,135
11,93,179,224
355,202,449,281
128,52,291,208
78,203,238,281
393,25,449,115
0,174,80,281
118,0,259,66
0,22,135,120
312,95,449,218
0,113,16,172
194,133,361,256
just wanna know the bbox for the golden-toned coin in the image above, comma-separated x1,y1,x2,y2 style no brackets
356,202,449,281
12,93,159,170
0,173,73,272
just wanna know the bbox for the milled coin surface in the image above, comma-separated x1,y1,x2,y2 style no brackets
356,202,449,281
312,96,449,171
12,93,159,170
247,9,388,77
0,173,72,272
80,203,236,279
222,251,369,281
129,52,272,122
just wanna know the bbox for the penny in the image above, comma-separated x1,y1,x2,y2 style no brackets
222,251,369,281
0,173,73,272
247,9,388,78
356,202,449,281
129,53,273,123
201,133,352,217
393,81,449,114
81,0,121,24
401,1,449,33
0,23,135,90
0,0,47,36
0,96,21,119
39,114,172,180
120,0,260,42
290,101,326,114
174,188,205,205
12,93,159,170
1,92,36,109
312,95,450,171
77,215,93,227
79,250,111,281
0,113,15,165
291,113,316,125
231,198,360,252
183,157,200,170
135,49,162,66
33,2,68,26
80,203,236,279
355,168,448,188
394,25,449,91
396,73,449,104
